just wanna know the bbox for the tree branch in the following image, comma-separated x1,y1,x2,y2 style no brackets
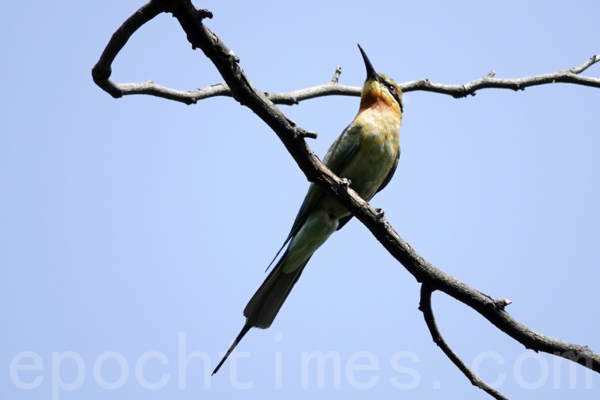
402,56,600,98
92,0,167,98
419,285,509,400
93,6,600,105
92,0,600,389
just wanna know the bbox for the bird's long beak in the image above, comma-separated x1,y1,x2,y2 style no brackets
358,44,378,81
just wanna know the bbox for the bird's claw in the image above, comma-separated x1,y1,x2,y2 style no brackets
340,178,352,188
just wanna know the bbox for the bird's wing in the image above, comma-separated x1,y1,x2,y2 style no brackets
375,145,400,195
336,146,400,231
267,122,362,260
265,123,362,272
289,122,362,233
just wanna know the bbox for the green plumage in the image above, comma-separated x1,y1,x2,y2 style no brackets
213,45,403,375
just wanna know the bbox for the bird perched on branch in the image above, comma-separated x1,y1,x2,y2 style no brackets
213,44,403,375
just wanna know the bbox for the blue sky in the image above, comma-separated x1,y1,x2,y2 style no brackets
2,0,599,399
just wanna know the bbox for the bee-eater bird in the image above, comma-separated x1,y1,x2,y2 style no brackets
213,44,402,375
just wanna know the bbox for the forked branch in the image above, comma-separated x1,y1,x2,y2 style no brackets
92,2,600,105
419,285,509,400
92,1,600,397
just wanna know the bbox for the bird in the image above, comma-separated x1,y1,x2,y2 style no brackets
212,44,403,375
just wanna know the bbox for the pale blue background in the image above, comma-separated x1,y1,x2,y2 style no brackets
1,0,599,399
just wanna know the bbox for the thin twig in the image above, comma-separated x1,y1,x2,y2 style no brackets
119,81,230,104
419,285,509,400
401,55,600,98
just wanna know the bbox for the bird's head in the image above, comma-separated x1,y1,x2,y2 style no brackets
357,44,403,115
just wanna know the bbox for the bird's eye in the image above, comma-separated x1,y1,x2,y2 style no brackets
389,86,396,94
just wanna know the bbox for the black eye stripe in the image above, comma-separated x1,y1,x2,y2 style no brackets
386,83,402,111
376,75,403,112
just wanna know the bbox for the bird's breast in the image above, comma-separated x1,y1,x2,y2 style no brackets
341,108,400,200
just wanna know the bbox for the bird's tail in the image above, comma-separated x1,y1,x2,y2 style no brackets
212,323,251,375
244,252,312,329
212,252,311,375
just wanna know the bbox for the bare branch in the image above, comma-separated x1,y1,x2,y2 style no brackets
401,55,600,98
331,65,342,83
569,54,600,74
267,54,600,101
265,80,359,105
117,81,230,105
93,0,600,380
91,1,225,105
93,7,599,107
419,285,509,400
92,0,167,98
